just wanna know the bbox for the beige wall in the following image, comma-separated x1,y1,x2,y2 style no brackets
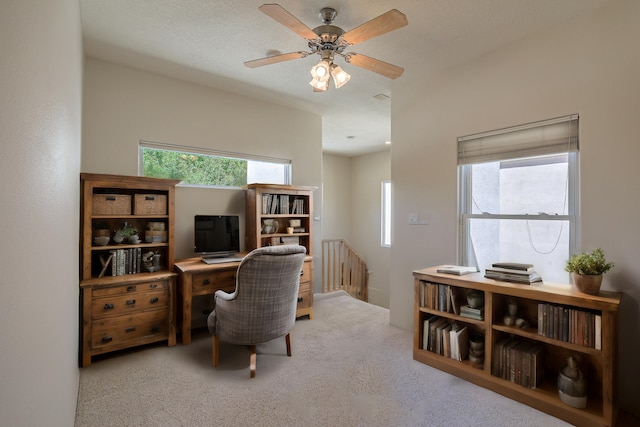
0,1,83,426
322,152,391,307
82,58,324,287
321,153,352,242
350,151,391,307
391,0,640,414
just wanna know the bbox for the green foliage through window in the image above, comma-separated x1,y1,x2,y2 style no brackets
142,147,248,187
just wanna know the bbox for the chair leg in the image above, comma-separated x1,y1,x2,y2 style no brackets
212,335,219,367
249,345,257,378
285,333,292,357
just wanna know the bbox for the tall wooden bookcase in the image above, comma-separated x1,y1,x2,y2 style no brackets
245,183,316,318
79,173,180,367
413,266,622,427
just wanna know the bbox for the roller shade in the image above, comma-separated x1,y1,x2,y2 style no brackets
458,115,579,165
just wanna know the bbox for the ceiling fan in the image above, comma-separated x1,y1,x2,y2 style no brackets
244,4,408,91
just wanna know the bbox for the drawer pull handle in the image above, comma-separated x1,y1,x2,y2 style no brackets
145,195,156,201
102,336,113,343
126,299,136,305
150,297,159,304
127,285,136,292
203,279,211,285
103,303,114,310
125,327,136,333
149,283,158,289
300,270,304,276
105,195,116,201
150,326,159,333
297,297,303,303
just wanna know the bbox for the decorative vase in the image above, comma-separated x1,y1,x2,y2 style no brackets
572,273,603,295
557,356,587,408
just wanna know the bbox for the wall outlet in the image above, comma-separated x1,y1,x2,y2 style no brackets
409,213,429,225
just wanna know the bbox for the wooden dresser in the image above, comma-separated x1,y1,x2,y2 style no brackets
79,173,179,367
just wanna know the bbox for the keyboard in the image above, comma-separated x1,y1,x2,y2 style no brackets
201,256,244,265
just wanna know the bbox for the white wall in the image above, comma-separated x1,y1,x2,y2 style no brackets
0,1,83,426
82,58,324,286
391,0,640,415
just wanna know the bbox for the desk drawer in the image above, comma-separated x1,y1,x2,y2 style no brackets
91,309,168,350
300,260,312,284
92,281,168,297
92,289,169,319
192,269,236,296
297,282,312,309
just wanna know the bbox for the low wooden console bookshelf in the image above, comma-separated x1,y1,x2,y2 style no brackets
413,266,622,427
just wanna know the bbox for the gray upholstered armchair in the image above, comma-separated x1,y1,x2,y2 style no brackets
207,244,306,378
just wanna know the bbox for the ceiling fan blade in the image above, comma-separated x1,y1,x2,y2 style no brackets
244,51,307,68
342,9,408,45
259,4,318,40
345,53,404,79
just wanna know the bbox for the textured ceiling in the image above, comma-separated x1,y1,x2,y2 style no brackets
80,0,612,157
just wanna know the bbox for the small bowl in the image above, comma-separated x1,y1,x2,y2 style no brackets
469,354,484,365
93,236,110,246
466,290,484,309
469,338,484,351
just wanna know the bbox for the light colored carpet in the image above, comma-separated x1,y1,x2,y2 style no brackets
75,291,571,426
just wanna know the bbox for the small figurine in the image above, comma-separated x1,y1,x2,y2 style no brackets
503,300,529,328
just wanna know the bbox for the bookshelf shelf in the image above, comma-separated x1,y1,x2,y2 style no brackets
413,266,622,427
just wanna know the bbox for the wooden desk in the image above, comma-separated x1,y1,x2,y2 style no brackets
175,255,313,345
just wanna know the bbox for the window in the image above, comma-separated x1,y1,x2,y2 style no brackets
139,141,291,187
381,181,392,247
458,115,579,283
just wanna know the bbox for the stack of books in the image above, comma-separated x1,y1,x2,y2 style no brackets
459,304,484,320
484,262,542,284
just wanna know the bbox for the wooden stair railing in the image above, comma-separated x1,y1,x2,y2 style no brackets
321,239,368,301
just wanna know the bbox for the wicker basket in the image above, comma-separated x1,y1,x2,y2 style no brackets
92,194,131,215
134,194,167,215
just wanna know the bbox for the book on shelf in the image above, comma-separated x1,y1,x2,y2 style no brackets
460,304,484,320
422,316,437,350
536,302,601,349
428,317,448,353
492,337,544,389
436,265,478,275
484,268,542,284
491,262,534,271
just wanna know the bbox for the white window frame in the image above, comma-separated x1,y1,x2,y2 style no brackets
138,140,291,188
381,180,392,247
457,116,579,277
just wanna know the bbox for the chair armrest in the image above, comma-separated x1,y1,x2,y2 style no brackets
214,289,236,301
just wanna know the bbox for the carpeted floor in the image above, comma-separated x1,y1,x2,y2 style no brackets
76,291,574,426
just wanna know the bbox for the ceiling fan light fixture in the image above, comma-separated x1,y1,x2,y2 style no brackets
330,64,350,88
310,60,331,82
309,77,329,92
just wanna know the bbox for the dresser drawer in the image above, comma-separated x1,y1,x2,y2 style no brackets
300,260,312,284
91,289,169,319
297,281,312,309
92,280,168,298
91,309,168,350
192,269,236,296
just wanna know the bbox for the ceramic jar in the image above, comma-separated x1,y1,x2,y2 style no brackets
557,356,587,408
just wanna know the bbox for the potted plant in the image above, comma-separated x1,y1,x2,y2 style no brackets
565,248,614,295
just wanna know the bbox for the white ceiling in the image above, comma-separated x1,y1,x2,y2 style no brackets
80,0,612,157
